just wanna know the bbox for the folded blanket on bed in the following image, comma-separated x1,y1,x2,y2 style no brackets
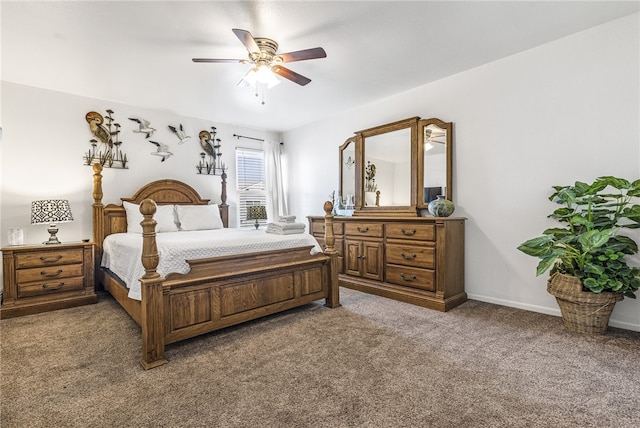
266,222,306,234
278,215,297,223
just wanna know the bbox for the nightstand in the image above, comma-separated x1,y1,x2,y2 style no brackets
1,241,97,319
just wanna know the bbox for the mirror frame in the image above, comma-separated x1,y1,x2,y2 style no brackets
417,118,453,208
353,117,420,216
339,136,356,201
339,116,453,217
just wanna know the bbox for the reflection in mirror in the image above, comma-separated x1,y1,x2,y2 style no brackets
419,118,452,206
364,128,411,206
424,124,447,202
339,137,356,211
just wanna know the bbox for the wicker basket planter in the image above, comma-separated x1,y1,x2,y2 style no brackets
547,272,623,334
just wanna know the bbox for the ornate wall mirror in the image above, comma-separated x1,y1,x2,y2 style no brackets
339,137,356,209
354,117,419,216
418,118,453,208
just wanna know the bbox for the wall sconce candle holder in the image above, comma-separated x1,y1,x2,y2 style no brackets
196,126,227,176
83,109,128,169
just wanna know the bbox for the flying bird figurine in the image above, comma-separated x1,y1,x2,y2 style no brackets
168,124,191,144
85,111,113,149
128,116,155,138
149,140,173,162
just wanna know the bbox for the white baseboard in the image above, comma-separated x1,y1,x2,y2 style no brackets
467,293,640,332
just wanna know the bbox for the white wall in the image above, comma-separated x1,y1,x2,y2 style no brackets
285,14,640,331
0,82,277,249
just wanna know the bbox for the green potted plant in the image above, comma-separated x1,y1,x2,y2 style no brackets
517,176,640,334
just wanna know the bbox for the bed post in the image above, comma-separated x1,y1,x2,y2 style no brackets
139,199,168,370
92,164,104,251
220,170,229,228
323,201,341,308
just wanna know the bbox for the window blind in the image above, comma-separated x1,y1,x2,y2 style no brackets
235,147,266,228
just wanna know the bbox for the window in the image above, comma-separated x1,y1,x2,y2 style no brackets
235,147,266,228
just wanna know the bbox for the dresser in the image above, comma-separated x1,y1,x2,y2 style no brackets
1,242,97,318
309,216,465,311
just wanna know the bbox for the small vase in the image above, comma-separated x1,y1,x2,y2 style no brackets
428,195,455,217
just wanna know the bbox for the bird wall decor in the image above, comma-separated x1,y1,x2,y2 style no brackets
85,111,112,148
149,140,173,162
168,124,191,144
128,116,155,138
84,109,128,168
196,127,225,175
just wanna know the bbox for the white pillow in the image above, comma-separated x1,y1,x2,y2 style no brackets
123,201,179,233
176,204,224,231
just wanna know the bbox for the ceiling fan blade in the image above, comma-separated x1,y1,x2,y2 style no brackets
271,65,311,86
278,47,327,63
192,58,246,63
232,28,260,53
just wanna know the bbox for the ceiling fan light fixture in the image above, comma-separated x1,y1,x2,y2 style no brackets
241,65,280,89
256,64,280,88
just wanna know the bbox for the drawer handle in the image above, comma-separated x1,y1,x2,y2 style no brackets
400,273,417,282
400,252,417,260
39,255,63,263
42,282,65,291
357,255,367,259
401,229,417,236
356,226,369,233
41,269,63,278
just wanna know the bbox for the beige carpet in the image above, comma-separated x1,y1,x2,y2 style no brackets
1,288,639,428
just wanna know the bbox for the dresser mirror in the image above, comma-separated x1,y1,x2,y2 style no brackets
354,117,419,215
418,118,453,207
339,137,356,208
339,116,452,216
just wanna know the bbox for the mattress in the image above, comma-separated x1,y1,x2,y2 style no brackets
101,228,323,300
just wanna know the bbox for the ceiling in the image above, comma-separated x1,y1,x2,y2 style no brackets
2,1,638,133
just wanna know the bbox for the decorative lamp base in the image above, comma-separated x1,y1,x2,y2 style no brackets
45,225,62,245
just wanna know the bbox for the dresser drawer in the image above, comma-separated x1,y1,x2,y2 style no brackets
345,223,383,238
16,263,84,284
17,276,85,298
15,249,84,269
386,243,435,268
311,221,344,236
386,265,435,291
385,223,435,241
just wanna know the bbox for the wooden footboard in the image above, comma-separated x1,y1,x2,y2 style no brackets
92,164,340,369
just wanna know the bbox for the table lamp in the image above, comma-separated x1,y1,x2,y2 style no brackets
31,199,74,244
246,205,267,229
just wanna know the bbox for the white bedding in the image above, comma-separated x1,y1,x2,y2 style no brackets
101,229,323,300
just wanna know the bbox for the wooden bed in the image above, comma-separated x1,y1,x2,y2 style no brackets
91,164,340,369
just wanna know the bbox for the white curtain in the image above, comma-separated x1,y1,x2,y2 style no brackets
264,140,288,221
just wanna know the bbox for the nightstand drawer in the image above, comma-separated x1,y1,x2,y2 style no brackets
16,263,84,283
386,265,435,291
18,277,85,298
15,249,84,269
386,243,435,268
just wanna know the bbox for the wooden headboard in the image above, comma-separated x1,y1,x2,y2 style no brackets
92,164,229,250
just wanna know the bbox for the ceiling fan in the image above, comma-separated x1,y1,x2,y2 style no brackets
192,28,326,86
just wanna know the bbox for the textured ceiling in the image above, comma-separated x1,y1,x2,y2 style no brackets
2,1,638,132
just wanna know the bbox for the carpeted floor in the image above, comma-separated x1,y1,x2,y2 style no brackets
1,288,639,427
